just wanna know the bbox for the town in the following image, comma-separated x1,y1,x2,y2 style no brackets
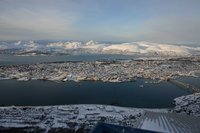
0,59,200,82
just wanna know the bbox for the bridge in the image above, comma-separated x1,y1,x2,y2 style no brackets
169,79,200,93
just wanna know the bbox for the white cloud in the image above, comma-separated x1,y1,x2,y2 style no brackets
0,1,78,40
0,0,200,43
132,17,200,43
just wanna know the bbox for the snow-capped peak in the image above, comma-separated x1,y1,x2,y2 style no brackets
46,41,200,56
1,40,200,57
85,40,98,46
15,41,22,46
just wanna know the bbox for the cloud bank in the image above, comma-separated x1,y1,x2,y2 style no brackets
0,0,200,44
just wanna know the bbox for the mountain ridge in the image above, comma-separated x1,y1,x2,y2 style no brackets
1,40,200,56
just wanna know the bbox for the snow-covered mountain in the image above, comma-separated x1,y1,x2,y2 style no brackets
0,40,200,56
46,40,200,56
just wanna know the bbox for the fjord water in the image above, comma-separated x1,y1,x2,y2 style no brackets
0,79,190,108
0,54,139,66
0,54,196,108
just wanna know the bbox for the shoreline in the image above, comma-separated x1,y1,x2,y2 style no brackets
0,59,199,82
0,93,200,132
0,104,168,132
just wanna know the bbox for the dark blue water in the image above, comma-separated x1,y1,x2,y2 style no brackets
0,54,138,66
0,54,196,108
177,77,200,88
0,79,190,108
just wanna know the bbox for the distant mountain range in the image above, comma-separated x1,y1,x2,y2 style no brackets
0,40,200,57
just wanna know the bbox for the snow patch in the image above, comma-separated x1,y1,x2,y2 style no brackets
47,41,200,56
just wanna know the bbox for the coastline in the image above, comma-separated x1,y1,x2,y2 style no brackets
0,93,200,132
0,59,199,83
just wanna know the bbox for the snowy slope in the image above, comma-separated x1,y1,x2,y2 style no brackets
1,40,200,56
47,40,200,56
0,105,145,132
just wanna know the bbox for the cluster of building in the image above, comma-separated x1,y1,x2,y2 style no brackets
0,59,200,82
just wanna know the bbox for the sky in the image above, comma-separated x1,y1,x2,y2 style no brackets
0,0,200,44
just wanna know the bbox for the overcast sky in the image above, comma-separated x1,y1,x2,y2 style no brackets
0,0,200,44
